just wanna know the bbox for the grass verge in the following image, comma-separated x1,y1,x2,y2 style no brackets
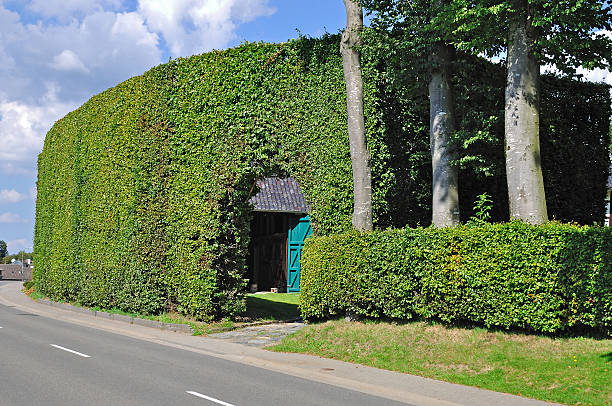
23,283,299,335
269,320,612,406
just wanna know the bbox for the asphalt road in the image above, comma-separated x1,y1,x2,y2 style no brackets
0,283,409,406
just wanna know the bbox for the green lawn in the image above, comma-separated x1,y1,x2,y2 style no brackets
25,283,300,335
242,293,301,321
270,320,612,406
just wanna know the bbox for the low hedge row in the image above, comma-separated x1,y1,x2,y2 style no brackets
300,222,612,334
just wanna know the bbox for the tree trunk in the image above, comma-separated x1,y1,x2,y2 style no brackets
341,0,373,231
429,40,459,227
505,0,548,224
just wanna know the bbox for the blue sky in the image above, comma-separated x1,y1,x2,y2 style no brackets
0,0,348,254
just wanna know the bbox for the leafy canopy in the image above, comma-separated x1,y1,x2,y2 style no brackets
363,1,612,74
433,0,612,74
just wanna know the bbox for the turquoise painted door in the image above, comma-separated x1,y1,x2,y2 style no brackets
287,215,312,292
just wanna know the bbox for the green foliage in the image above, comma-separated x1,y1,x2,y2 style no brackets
2,251,33,264
363,34,611,225
470,192,493,224
427,0,612,74
23,280,34,290
0,240,7,259
34,34,611,320
35,68,171,314
301,223,612,335
540,75,611,224
34,36,359,320
361,13,611,225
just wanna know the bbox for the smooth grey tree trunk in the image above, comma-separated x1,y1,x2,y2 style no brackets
429,41,459,227
341,0,373,231
505,0,548,224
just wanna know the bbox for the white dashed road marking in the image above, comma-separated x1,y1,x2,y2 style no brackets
186,391,236,406
50,344,91,358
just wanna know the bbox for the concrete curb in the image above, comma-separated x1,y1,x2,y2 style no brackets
35,296,297,335
35,297,193,334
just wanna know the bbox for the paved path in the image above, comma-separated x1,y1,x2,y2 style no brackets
209,322,305,346
0,281,557,406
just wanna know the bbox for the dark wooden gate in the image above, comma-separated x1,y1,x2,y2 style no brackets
251,234,287,291
248,212,312,292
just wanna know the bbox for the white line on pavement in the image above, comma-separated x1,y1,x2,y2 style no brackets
50,344,91,358
186,391,235,406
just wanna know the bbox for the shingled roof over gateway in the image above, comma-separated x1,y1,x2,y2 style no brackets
250,177,309,213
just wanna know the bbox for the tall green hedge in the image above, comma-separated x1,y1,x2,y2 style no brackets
35,37,361,320
34,34,611,320
301,223,612,334
35,67,172,314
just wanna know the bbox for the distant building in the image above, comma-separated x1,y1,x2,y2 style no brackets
0,262,32,281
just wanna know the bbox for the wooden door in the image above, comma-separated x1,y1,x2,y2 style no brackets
287,215,312,292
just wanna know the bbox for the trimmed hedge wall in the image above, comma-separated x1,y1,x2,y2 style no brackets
35,66,172,314
35,36,365,320
35,33,610,320
300,223,612,334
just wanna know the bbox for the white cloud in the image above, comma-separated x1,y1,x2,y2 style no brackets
0,4,163,101
50,50,90,73
594,29,612,43
0,189,27,203
577,66,611,85
36,11,163,88
542,65,611,86
28,0,99,18
6,238,32,253
137,0,276,56
0,85,77,175
112,11,159,48
0,0,280,254
27,0,122,21
0,3,163,175
0,1,278,176
0,212,28,223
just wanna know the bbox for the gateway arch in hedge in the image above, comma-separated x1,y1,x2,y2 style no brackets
34,35,611,320
248,177,312,294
